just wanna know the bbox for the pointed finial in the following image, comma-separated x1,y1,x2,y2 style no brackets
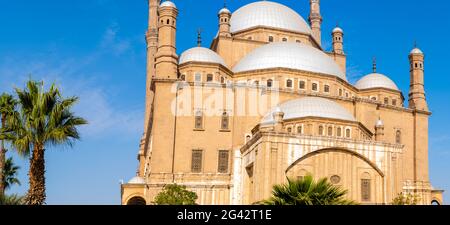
224,0,227,8
197,28,202,47
414,40,418,48
372,57,377,73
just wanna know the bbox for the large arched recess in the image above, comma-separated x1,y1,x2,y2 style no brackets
126,196,147,205
285,148,385,204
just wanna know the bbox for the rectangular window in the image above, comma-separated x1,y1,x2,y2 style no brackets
392,99,397,106
312,83,319,92
299,81,306,90
221,112,229,130
218,150,230,173
191,150,203,173
207,74,213,82
361,179,371,202
195,73,202,82
324,85,330,93
195,111,203,129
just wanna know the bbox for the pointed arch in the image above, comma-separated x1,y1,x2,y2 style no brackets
285,147,385,177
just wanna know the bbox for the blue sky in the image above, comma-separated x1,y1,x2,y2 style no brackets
0,0,449,204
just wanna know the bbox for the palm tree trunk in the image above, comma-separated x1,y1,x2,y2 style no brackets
0,113,6,196
26,143,46,205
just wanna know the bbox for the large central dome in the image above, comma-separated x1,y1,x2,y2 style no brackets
230,1,311,34
232,42,346,80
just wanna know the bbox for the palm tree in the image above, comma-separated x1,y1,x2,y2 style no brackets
0,194,25,205
3,157,21,190
3,80,87,205
0,93,18,196
263,175,355,205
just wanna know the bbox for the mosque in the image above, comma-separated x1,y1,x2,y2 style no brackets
121,0,443,205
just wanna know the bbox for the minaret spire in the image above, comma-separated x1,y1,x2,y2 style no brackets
372,57,377,73
197,28,203,47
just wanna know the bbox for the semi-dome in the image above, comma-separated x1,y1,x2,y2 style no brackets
355,73,399,91
230,1,311,34
128,176,145,184
232,42,346,80
262,97,356,124
179,47,227,67
160,1,176,8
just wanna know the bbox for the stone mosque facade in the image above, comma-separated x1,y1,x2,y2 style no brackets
121,0,444,205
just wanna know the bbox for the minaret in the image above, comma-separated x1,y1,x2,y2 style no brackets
155,1,179,79
332,26,344,54
309,0,323,47
140,0,160,177
408,45,428,111
374,118,384,142
218,5,231,37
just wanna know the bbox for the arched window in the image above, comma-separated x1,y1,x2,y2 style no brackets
328,126,333,136
339,89,343,96
267,79,273,88
286,79,293,88
371,96,377,101
319,126,324,136
384,97,389,105
166,19,170,25
268,36,274,42
220,76,225,84
396,130,402,144
392,99,397,106
345,128,351,138
195,111,203,129
282,37,288,42
287,127,292,133
221,111,229,130
254,80,259,86
297,126,303,134
312,83,318,92
180,74,186,81
324,85,330,93
299,81,306,90
337,127,342,137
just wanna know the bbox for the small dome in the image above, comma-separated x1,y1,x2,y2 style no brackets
410,48,423,55
179,47,227,67
233,42,346,80
376,119,384,127
230,1,311,34
219,7,231,14
128,176,145,184
333,27,343,33
160,1,176,8
262,97,356,124
355,73,399,91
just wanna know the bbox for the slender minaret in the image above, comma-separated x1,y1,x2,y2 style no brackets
140,0,160,176
332,26,344,54
309,0,322,47
218,5,231,37
408,45,428,111
375,118,384,142
155,1,179,79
